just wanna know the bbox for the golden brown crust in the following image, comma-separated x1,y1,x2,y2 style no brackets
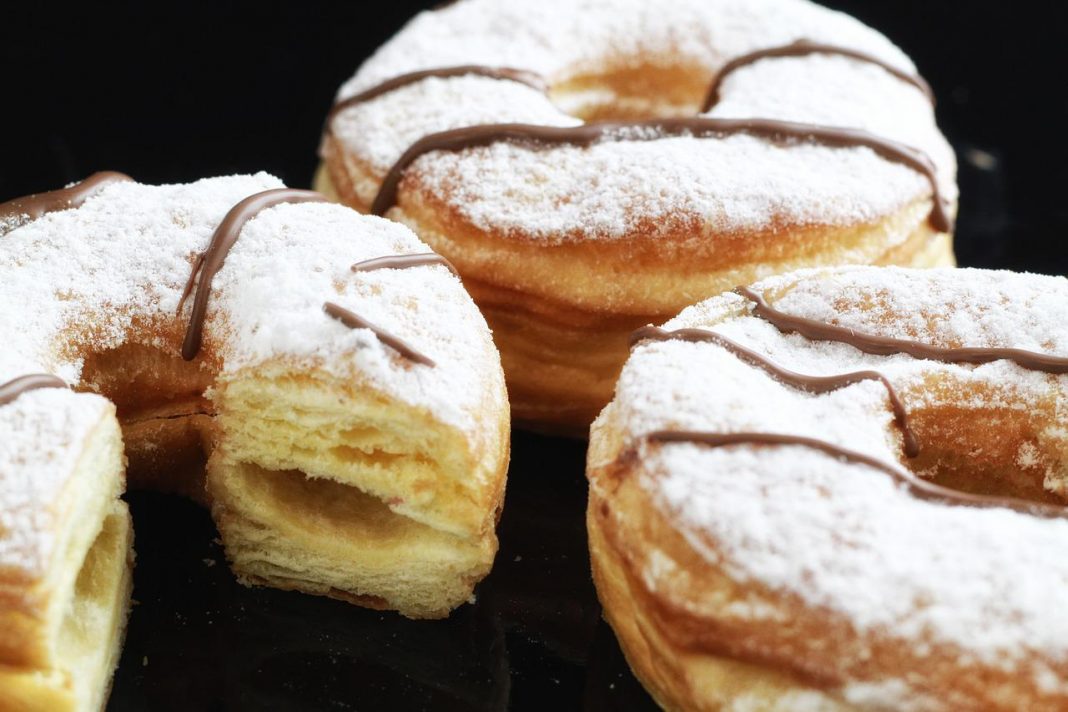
588,460,854,712
588,452,1068,711
0,589,49,671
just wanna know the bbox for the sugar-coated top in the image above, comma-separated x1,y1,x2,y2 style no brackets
593,266,1068,691
332,0,956,242
0,388,113,584
0,174,503,579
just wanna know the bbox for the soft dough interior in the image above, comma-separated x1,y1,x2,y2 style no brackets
206,363,500,619
208,463,493,618
54,503,134,712
81,341,504,620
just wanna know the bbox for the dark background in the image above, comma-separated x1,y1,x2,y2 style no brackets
3,2,1066,710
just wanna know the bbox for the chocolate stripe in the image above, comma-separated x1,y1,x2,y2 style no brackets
0,172,132,231
646,431,1067,519
631,325,919,457
0,374,68,407
370,118,952,232
326,66,547,131
322,302,435,367
180,189,328,360
175,252,206,316
702,40,933,112
736,286,1068,374
351,252,459,277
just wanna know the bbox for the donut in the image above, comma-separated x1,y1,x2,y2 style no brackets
0,171,509,633
316,0,958,433
0,379,131,712
587,266,1068,710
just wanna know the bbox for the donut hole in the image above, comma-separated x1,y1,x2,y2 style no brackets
549,61,713,121
906,406,1067,505
77,341,213,421
78,341,216,501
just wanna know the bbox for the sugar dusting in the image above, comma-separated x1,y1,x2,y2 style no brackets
0,388,112,578
0,174,504,578
331,0,955,241
594,266,1068,694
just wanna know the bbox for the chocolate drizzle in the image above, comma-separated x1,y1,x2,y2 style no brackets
180,189,328,360
326,66,547,131
323,302,435,367
736,286,1068,374
645,431,1068,519
631,325,919,457
351,252,459,277
634,282,1068,518
369,118,952,232
0,172,132,230
701,40,933,112
0,374,68,407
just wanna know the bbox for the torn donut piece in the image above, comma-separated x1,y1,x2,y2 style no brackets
0,172,509,623
0,387,133,712
207,352,508,619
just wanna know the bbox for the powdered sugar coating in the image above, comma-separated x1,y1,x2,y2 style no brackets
0,174,503,577
332,75,578,179
593,266,1068,691
331,0,956,241
211,198,503,431
0,389,112,580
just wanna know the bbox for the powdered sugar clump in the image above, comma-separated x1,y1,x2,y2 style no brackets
592,266,1068,692
331,0,955,241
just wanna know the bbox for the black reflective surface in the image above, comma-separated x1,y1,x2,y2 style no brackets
109,433,658,711
2,1,1065,710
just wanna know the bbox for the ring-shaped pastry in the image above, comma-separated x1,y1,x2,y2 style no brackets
318,0,958,432
588,266,1068,710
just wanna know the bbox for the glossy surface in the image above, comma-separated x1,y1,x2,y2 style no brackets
109,434,658,711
